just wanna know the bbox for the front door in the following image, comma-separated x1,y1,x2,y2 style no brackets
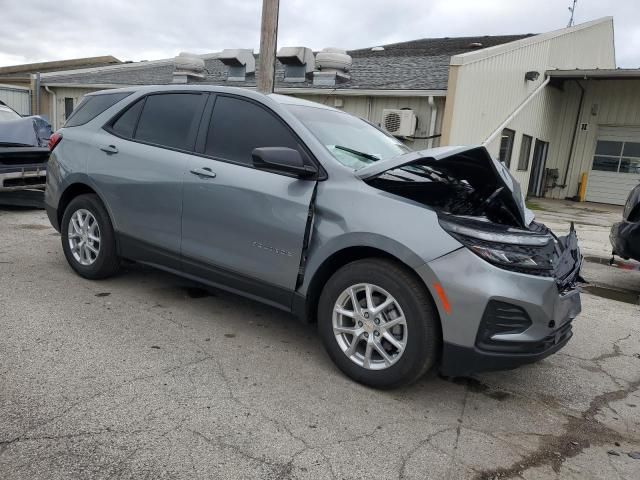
527,139,549,197
181,94,317,308
90,92,207,267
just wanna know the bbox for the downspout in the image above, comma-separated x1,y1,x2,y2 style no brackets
483,75,551,147
44,85,57,130
427,95,438,148
559,79,585,189
35,72,41,115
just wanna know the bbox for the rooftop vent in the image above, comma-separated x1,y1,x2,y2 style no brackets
172,52,205,84
218,49,255,81
371,46,385,52
467,42,484,49
276,47,314,82
313,48,352,86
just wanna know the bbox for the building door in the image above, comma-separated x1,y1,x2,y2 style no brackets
586,127,640,205
527,139,548,197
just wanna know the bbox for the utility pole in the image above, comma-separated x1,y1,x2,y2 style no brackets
257,0,280,93
567,0,578,27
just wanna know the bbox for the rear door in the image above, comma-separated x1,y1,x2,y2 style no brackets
90,92,207,267
181,94,317,308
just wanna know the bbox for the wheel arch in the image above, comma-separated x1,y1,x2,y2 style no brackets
299,245,441,337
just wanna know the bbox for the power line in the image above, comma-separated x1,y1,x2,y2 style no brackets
567,0,578,27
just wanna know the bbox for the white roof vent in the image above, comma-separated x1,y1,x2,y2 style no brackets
277,47,315,82
382,109,417,137
371,46,385,52
313,48,352,86
172,52,205,84
218,49,255,81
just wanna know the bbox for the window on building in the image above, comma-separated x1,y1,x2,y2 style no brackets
134,93,205,151
204,95,300,166
498,129,515,168
592,140,640,174
517,134,533,171
64,98,74,120
65,92,132,127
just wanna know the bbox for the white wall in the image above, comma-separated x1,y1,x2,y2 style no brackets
51,87,98,129
547,79,640,199
441,17,616,194
292,94,446,150
0,85,31,115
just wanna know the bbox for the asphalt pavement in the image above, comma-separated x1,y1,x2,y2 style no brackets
1,204,639,479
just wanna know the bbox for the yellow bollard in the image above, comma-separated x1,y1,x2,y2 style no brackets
578,172,588,202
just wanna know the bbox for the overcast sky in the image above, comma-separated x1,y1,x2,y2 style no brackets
0,0,638,68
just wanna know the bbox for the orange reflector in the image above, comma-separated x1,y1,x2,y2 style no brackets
433,282,451,314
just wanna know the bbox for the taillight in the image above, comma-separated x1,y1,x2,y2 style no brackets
48,132,62,151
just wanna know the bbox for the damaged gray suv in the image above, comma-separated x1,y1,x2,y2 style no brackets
45,86,582,388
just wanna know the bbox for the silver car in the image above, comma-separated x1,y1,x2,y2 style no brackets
45,85,582,388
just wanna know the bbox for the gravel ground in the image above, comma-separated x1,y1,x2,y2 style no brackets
1,204,639,480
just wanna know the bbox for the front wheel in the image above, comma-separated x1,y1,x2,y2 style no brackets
318,259,440,389
61,194,120,280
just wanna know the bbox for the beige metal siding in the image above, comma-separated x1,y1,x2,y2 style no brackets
549,80,640,200
0,85,30,115
53,87,100,129
291,94,445,150
442,18,615,195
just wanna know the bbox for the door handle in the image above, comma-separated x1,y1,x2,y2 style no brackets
190,167,217,179
99,144,118,154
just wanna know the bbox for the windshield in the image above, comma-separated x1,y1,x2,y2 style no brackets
0,106,21,122
286,104,410,170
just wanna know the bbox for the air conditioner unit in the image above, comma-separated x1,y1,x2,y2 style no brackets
382,109,417,137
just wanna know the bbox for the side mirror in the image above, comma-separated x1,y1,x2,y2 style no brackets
252,147,318,179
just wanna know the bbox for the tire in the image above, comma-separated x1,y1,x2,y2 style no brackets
318,258,440,389
61,194,120,280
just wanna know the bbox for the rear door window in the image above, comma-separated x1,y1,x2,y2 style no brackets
110,99,144,138
65,92,132,127
204,95,300,165
134,93,206,151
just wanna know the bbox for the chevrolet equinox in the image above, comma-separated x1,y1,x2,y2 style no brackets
45,86,582,388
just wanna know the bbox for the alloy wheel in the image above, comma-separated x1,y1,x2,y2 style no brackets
332,283,408,370
67,209,101,266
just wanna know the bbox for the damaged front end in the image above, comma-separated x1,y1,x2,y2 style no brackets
358,146,582,290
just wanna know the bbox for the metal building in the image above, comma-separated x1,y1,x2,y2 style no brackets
27,16,638,205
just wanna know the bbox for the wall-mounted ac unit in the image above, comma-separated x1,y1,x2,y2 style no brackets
382,109,416,137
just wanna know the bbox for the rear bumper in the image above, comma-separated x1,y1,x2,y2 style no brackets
610,221,640,261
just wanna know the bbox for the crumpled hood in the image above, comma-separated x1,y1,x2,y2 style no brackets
357,146,534,228
0,116,52,148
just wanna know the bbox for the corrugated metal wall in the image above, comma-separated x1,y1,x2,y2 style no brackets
292,94,446,150
442,18,616,196
0,85,31,115
547,79,640,199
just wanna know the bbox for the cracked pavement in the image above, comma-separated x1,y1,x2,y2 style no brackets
1,206,639,479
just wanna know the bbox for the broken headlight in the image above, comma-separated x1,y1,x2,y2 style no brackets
439,219,556,274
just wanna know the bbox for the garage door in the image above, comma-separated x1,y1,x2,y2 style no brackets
586,126,640,205
0,85,30,115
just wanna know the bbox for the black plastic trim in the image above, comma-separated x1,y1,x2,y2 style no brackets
440,325,573,377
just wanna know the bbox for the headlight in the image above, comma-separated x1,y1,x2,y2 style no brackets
440,219,556,274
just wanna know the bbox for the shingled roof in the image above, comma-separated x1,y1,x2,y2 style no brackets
41,35,532,91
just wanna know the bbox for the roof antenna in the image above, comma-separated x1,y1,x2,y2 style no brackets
567,0,578,27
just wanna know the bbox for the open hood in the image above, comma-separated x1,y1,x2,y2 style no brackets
358,146,532,228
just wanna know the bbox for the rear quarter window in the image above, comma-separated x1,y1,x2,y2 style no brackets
65,92,132,127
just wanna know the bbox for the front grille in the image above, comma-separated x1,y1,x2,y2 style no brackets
3,175,46,188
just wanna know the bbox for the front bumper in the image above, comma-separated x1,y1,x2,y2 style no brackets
418,246,581,377
0,165,47,191
610,221,640,262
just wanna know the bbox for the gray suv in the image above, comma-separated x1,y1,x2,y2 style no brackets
45,85,582,388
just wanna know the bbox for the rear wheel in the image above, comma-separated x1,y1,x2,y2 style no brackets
318,258,440,389
61,194,120,279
